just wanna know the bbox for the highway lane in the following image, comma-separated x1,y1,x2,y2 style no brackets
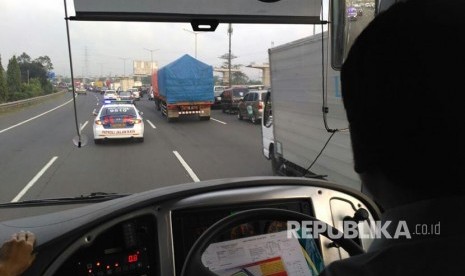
0,93,272,203
0,92,89,202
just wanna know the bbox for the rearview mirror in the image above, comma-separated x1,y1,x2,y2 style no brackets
331,0,376,69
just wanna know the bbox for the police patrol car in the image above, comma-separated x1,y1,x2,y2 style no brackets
93,100,145,144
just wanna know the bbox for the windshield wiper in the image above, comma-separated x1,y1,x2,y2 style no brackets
0,192,130,207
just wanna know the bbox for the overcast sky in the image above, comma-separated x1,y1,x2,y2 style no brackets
0,0,326,80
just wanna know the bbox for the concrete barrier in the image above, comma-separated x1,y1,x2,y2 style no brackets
0,91,67,113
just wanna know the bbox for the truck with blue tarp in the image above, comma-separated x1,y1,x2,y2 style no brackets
153,54,214,122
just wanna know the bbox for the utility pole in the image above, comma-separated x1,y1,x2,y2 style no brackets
183,28,199,58
228,23,233,87
84,47,89,80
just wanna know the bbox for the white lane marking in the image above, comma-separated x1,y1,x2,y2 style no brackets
211,118,227,125
146,120,156,129
80,120,89,132
0,99,74,134
173,151,200,182
11,156,58,202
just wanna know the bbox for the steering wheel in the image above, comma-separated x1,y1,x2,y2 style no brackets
181,208,365,276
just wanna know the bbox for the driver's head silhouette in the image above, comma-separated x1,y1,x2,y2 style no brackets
341,0,465,210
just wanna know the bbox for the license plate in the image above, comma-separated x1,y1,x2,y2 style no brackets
182,106,199,111
111,124,125,128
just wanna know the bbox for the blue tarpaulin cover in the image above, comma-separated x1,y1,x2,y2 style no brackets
158,54,214,104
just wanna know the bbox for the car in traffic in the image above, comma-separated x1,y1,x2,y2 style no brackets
92,102,144,143
118,91,134,104
100,86,108,95
237,89,268,124
347,6,358,21
128,88,141,100
76,88,87,95
103,90,118,100
212,85,227,109
221,86,248,114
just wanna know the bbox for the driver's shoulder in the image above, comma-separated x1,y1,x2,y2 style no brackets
320,235,463,276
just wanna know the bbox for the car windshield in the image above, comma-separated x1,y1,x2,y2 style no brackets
0,0,366,205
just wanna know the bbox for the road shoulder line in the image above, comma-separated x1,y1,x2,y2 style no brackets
11,156,59,202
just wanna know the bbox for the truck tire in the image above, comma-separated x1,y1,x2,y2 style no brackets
270,147,283,176
200,116,210,121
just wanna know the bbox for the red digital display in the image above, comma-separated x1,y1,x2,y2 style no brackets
128,254,138,263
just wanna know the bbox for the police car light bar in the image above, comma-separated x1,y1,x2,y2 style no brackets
103,99,133,105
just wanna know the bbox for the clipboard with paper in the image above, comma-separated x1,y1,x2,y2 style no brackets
201,230,324,276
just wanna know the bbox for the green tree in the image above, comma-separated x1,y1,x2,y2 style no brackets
7,56,21,101
17,52,31,65
0,56,7,102
19,61,47,87
21,78,43,98
34,56,53,71
213,75,221,85
247,79,262,85
231,70,249,85
220,63,249,85
17,53,56,96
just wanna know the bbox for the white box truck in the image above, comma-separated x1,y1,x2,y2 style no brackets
262,33,360,191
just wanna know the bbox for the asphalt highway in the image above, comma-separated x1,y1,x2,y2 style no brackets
0,92,272,203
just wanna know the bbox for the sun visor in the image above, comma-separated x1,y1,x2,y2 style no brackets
70,0,322,24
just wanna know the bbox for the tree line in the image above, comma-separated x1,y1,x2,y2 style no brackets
0,52,55,103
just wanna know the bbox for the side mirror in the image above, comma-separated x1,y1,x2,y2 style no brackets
330,0,376,69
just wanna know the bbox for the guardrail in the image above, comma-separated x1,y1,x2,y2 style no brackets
0,91,67,113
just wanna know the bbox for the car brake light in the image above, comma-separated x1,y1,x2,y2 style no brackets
95,120,103,125
133,119,142,124
258,102,263,110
